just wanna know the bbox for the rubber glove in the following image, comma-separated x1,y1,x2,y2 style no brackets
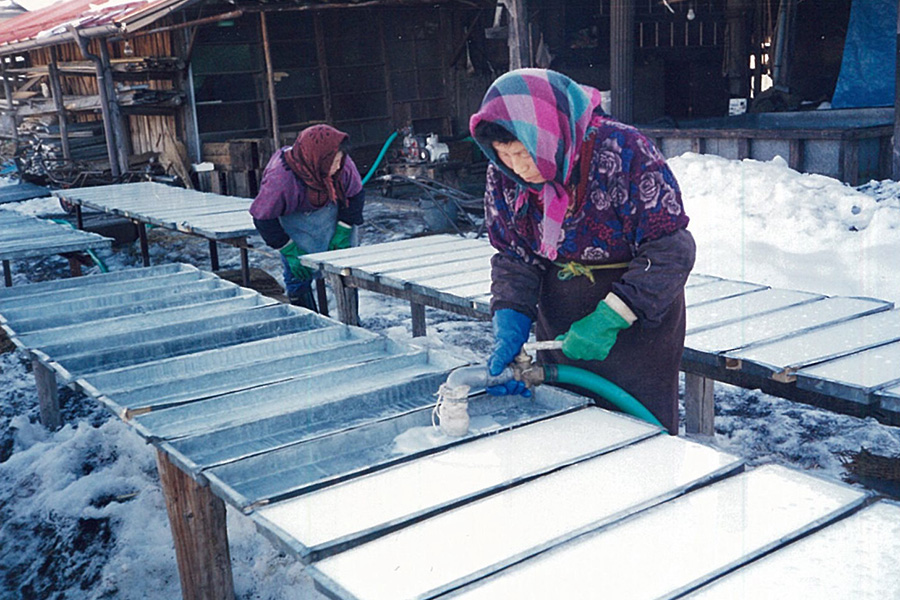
486,308,533,397
279,240,312,280
558,299,631,361
328,221,352,251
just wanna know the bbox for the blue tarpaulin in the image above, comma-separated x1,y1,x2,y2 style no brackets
832,0,897,108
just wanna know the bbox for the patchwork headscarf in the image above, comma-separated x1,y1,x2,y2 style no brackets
284,124,348,208
470,69,603,260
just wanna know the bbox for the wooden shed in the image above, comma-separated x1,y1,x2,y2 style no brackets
0,0,898,195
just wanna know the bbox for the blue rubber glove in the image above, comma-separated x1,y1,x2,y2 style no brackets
279,240,312,280
558,300,631,361
486,308,533,397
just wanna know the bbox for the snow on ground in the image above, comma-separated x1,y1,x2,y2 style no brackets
1,152,899,598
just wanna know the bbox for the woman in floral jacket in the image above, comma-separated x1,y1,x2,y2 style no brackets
470,68,695,433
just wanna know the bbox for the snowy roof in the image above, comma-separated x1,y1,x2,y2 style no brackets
0,0,197,54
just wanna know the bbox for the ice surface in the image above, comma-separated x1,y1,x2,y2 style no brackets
256,408,657,555
443,465,866,600
684,501,900,600
311,436,741,600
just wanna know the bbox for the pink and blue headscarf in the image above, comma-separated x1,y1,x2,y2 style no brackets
470,68,604,260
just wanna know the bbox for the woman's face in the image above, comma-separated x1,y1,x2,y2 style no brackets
328,151,344,177
492,141,546,184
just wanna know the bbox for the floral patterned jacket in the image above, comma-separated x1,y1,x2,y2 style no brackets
486,115,696,326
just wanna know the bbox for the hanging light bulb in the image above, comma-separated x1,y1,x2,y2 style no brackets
687,7,696,20
123,40,134,57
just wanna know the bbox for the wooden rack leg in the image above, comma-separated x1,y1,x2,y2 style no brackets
66,255,83,277
156,450,234,600
684,372,715,436
137,222,150,267
240,248,250,287
209,240,220,271
33,359,61,430
316,279,329,317
326,273,359,326
411,302,426,337
3,260,11,287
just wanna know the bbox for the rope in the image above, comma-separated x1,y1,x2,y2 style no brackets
555,260,629,283
432,382,470,437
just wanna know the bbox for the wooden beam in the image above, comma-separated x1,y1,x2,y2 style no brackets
156,450,234,600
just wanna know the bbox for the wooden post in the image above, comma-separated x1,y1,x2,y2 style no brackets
156,450,234,600
0,57,17,144
2,260,11,287
260,12,280,152
314,13,333,125
326,272,359,326
33,359,62,430
411,302,426,337
48,46,71,160
316,279,329,317
138,222,150,267
240,247,251,288
66,255,83,277
99,40,131,175
505,0,531,69
208,239,220,271
684,372,715,436
610,0,635,123
69,26,121,177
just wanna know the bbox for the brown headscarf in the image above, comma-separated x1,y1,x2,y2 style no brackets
283,124,349,208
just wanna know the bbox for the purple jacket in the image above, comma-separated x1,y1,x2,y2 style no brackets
486,117,695,326
250,148,364,248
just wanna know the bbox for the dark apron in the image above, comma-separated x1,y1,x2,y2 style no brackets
535,265,685,434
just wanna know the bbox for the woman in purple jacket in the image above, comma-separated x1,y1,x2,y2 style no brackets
250,124,365,311
469,69,695,433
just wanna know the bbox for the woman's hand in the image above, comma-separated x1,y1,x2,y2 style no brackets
486,309,533,396
558,300,631,361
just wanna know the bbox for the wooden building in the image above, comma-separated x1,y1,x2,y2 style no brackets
0,0,895,194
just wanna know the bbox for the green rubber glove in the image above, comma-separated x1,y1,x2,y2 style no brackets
279,240,312,280
328,221,352,251
558,300,631,361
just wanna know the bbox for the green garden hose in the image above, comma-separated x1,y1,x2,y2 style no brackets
50,218,109,273
361,130,398,186
544,363,665,429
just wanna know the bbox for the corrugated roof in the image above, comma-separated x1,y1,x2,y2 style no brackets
0,0,196,54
